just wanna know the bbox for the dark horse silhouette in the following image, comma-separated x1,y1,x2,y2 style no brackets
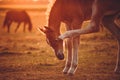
3,10,32,33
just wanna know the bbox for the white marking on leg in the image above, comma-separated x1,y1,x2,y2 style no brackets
63,38,73,74
68,37,79,75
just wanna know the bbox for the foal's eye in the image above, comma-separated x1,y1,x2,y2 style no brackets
55,39,58,42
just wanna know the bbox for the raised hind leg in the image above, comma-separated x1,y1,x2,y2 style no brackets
102,15,120,74
15,23,21,32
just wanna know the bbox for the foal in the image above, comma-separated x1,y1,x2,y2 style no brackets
39,0,120,75
39,0,94,75
59,0,120,74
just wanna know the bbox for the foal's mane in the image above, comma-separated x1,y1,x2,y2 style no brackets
45,0,56,25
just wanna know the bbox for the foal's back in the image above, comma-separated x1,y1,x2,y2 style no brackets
60,0,94,21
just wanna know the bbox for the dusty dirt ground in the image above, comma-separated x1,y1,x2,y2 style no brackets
0,10,120,80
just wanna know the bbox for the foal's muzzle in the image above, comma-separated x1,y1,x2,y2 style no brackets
54,38,64,60
56,53,64,60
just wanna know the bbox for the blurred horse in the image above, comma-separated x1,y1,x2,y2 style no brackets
3,10,32,33
39,0,120,75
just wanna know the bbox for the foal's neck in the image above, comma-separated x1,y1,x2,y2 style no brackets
48,0,62,36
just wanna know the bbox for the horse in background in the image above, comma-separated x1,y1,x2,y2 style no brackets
3,10,32,33
39,0,120,75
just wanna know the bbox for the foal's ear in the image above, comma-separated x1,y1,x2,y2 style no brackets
38,26,53,35
38,27,47,35
44,26,53,32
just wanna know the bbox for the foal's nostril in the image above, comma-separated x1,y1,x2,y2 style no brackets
57,53,64,60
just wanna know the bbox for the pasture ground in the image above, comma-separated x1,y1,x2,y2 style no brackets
0,10,120,80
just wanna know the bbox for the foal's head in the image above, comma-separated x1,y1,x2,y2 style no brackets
39,26,64,60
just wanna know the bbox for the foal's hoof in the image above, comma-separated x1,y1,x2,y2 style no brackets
68,73,74,76
63,71,67,74
114,70,120,74
114,68,120,74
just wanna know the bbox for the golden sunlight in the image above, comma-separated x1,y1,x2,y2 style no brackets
0,0,48,10
33,0,39,2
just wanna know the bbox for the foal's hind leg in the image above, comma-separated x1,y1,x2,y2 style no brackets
15,23,20,32
102,15,120,73
115,41,120,73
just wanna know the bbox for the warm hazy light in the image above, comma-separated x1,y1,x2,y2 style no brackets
0,0,48,4
0,0,48,9
33,0,38,2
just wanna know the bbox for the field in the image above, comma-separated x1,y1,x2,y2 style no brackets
0,10,120,80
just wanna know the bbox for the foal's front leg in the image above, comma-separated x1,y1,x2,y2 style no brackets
68,36,80,75
63,38,73,74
